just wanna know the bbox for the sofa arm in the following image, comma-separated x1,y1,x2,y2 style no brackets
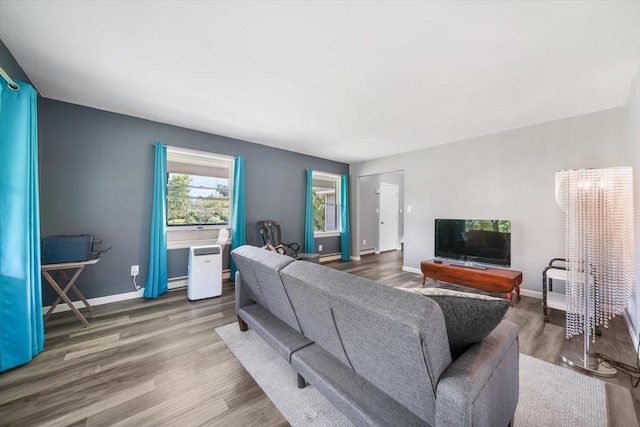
234,271,254,314
435,321,519,427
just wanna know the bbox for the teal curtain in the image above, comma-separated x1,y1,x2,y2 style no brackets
230,156,245,281
304,169,315,253
340,174,351,261
144,142,168,298
0,79,44,372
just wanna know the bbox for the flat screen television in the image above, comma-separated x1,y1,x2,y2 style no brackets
435,219,511,267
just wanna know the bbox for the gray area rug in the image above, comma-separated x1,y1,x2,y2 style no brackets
216,322,608,427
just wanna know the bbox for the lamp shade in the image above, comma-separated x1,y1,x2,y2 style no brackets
555,167,634,340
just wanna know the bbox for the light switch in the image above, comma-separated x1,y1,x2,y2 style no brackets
407,206,413,213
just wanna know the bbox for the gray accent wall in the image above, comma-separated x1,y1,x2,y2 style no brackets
623,67,640,337
315,237,341,255
38,99,348,304
351,108,626,294
166,246,231,280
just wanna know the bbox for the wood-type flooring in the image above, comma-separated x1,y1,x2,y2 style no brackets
0,250,638,426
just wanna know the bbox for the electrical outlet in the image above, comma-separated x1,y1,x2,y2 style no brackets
131,265,139,276
362,240,366,245
318,245,323,252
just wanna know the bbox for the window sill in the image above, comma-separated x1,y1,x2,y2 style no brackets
167,227,230,250
167,239,216,250
167,225,229,232
167,238,231,250
314,231,341,238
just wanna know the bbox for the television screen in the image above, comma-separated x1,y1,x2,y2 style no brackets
435,219,511,267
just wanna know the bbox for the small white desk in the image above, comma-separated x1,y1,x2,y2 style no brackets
41,258,99,327
542,267,567,322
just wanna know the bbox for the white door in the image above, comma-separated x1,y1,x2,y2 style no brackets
379,183,399,252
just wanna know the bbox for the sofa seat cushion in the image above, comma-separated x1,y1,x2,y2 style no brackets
399,288,510,357
238,303,313,362
292,344,430,427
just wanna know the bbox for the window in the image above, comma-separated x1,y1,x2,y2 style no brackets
312,171,341,234
166,147,234,228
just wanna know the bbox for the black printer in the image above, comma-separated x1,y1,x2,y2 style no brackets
41,235,109,265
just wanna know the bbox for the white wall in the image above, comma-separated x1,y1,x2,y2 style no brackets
350,107,626,293
624,67,640,338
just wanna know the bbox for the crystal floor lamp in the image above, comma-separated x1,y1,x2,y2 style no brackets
555,167,634,377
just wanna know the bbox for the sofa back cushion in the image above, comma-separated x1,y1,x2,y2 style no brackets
280,260,452,424
398,287,510,359
231,245,301,332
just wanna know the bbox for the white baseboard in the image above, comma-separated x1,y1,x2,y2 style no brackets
43,270,232,314
519,289,542,299
350,256,361,261
402,266,421,275
43,288,144,314
359,249,376,256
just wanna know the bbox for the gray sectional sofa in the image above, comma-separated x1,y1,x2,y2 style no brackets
231,245,519,427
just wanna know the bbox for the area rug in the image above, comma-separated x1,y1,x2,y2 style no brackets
216,323,609,427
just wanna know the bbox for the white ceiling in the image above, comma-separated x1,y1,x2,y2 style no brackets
1,1,639,163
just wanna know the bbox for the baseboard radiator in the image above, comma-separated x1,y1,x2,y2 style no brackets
169,270,231,289
319,253,342,263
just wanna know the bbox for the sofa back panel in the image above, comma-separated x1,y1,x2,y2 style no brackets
280,261,452,423
231,245,301,332
234,260,268,308
279,275,352,367
330,298,441,424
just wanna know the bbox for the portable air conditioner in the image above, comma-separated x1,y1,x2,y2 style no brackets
187,244,222,300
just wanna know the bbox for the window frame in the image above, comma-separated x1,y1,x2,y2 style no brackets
311,171,342,238
165,147,234,246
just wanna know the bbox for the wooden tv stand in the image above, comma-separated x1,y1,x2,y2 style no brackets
420,260,523,303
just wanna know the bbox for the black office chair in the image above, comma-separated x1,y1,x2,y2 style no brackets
257,220,319,263
258,220,300,257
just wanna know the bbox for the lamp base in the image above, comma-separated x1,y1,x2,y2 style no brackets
561,352,616,377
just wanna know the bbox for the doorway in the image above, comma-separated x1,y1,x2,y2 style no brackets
379,182,399,252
